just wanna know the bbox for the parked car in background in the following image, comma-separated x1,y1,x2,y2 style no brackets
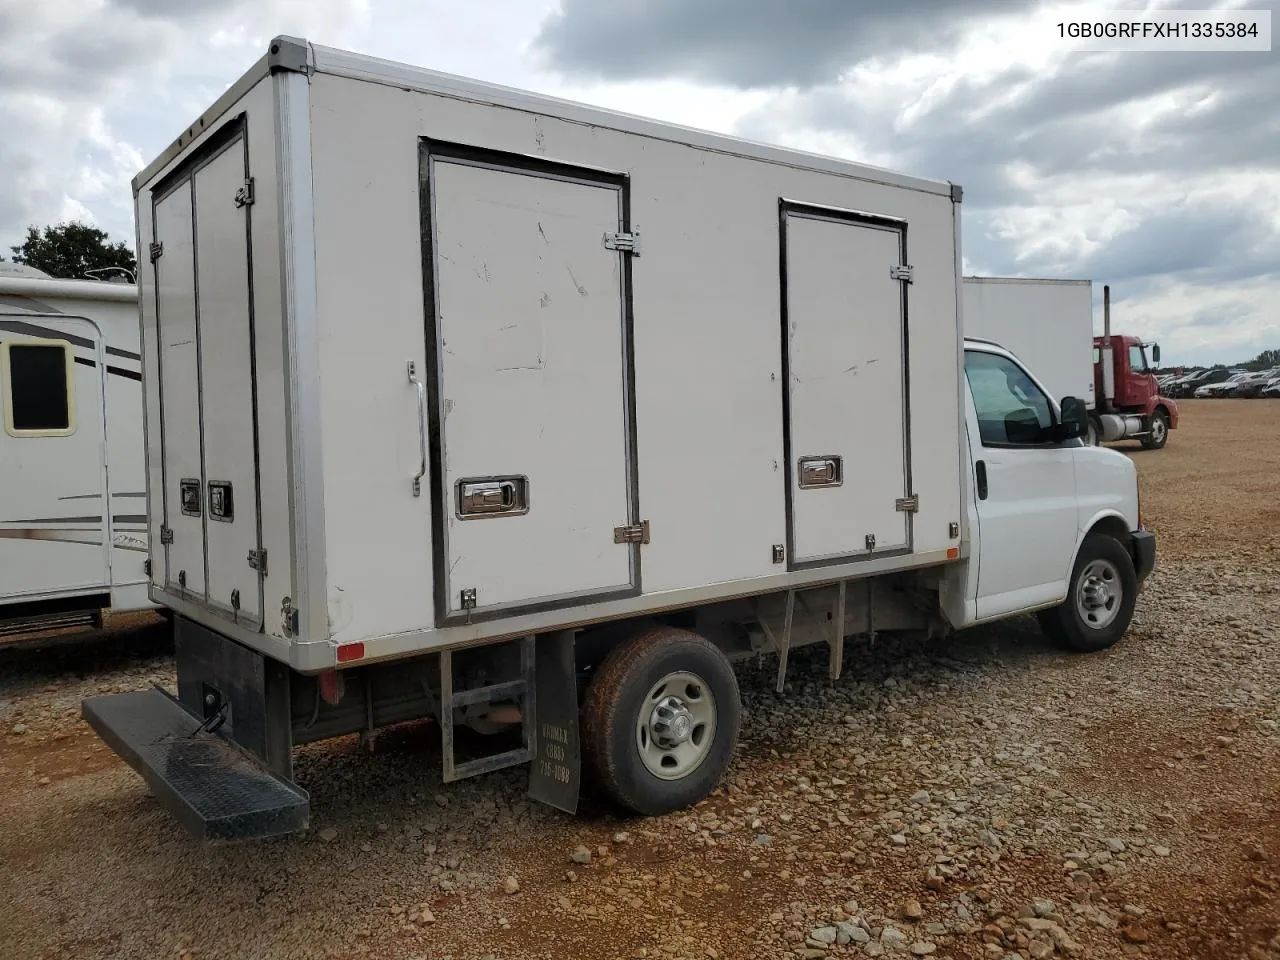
1262,378,1280,399
1195,371,1251,397
1163,369,1207,397
1230,369,1280,398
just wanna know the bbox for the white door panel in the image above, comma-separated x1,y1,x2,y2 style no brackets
967,349,1078,619
430,157,635,617
193,139,262,624
784,209,909,565
151,131,264,623
0,317,109,601
154,182,207,597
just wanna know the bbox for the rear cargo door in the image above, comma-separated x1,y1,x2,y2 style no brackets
151,125,263,625
782,203,912,568
425,148,639,623
154,183,207,599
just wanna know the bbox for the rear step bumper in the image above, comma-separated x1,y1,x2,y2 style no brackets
83,688,309,842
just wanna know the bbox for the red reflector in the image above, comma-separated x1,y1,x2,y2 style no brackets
946,547,960,560
336,642,365,663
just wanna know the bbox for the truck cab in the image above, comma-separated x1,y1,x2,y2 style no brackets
1091,334,1179,449
952,339,1155,644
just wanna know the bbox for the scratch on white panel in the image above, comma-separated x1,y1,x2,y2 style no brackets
496,357,545,372
539,293,552,309
565,264,588,297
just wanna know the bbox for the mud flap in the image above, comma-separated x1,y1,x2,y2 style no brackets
527,629,581,814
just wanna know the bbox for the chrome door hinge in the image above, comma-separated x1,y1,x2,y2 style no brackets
865,533,877,551
603,231,641,256
613,520,651,545
159,524,174,545
248,548,268,575
281,596,297,637
234,178,255,208
149,242,164,262
895,495,920,513
890,264,914,283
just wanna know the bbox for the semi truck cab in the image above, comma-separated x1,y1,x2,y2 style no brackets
1091,334,1179,449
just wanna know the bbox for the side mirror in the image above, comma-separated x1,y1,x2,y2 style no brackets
1151,344,1161,365
1057,396,1088,441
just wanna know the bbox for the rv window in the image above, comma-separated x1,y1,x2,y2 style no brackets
2,340,75,436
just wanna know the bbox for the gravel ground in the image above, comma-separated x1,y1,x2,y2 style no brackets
2,399,1278,960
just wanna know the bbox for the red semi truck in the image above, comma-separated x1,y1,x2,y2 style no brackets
1090,286,1179,450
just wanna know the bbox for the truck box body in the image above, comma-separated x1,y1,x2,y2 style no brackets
132,38,965,672
0,268,151,627
961,277,1094,407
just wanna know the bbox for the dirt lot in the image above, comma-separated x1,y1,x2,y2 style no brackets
2,400,1278,960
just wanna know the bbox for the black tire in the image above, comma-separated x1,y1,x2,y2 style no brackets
1140,409,1169,449
581,624,740,816
1037,533,1138,652
1085,417,1101,446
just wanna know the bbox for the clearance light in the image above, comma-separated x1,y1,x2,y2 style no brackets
336,642,366,663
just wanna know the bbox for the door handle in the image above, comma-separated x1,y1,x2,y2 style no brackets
408,360,427,497
975,459,988,501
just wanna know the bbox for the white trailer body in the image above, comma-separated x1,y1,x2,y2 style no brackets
85,40,1154,840
128,39,964,667
961,277,1095,408
0,267,152,632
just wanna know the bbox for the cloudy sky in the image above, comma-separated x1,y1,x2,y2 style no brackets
1,0,1275,365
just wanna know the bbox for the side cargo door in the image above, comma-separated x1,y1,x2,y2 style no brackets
781,202,913,569
422,144,641,624
151,123,264,626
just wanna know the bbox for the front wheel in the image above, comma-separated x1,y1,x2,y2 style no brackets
1141,409,1169,449
581,624,740,816
1037,533,1138,652
1085,417,1101,446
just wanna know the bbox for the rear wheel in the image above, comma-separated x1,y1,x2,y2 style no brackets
582,624,740,815
1141,409,1169,449
1038,533,1138,652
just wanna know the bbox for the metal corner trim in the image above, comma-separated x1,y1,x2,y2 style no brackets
950,183,964,203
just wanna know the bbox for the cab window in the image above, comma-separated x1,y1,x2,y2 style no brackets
1128,344,1148,372
964,350,1055,447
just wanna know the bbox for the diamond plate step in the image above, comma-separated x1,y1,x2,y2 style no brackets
83,688,309,842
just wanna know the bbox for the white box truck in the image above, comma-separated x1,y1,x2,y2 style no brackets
961,276,1095,408
84,39,1156,840
0,264,153,636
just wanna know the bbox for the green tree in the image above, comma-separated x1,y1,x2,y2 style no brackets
1245,348,1280,371
10,222,136,281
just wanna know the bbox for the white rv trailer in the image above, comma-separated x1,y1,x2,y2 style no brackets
0,264,152,635
961,276,1095,408
84,39,1156,840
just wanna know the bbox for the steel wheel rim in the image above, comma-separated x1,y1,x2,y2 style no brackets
1076,558,1122,630
1151,417,1166,443
635,671,717,781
